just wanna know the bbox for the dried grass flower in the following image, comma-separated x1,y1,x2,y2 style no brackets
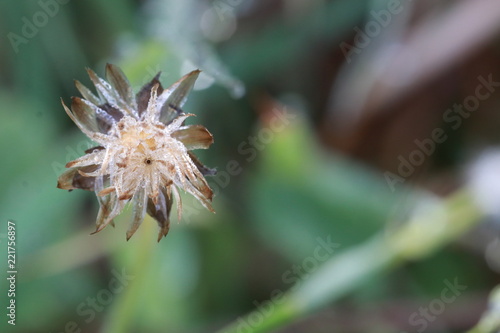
57,64,216,241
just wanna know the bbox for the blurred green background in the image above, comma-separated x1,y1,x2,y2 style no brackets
1,0,500,332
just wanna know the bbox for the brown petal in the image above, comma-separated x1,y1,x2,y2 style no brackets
198,182,214,202
105,64,137,110
75,80,100,105
66,149,104,168
92,193,124,235
57,168,79,190
172,125,214,150
118,192,133,200
98,187,115,197
87,68,136,118
86,68,114,102
157,70,200,125
61,99,97,138
96,103,123,133
126,187,148,241
84,146,105,154
71,97,106,133
93,192,118,233
188,152,217,176
73,169,99,190
147,188,173,242
189,178,214,208
57,165,99,191
136,72,164,116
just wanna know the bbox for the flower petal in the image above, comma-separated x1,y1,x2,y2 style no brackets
61,98,97,137
75,80,101,105
126,187,148,240
57,168,80,190
172,125,214,150
98,187,116,196
185,176,214,212
146,188,173,242
57,165,99,191
105,64,137,111
61,99,110,145
94,191,118,232
72,97,115,134
87,68,137,118
92,194,125,235
157,70,200,125
176,160,214,213
188,152,217,176
142,83,160,121
171,185,183,221
66,149,105,168
136,72,163,116
84,145,105,154
96,103,123,133
167,113,195,132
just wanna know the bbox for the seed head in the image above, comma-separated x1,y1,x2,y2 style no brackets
57,64,216,241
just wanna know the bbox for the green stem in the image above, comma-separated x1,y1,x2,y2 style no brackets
217,189,483,333
101,216,157,333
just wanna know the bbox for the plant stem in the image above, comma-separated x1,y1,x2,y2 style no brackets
101,216,157,333
217,189,483,333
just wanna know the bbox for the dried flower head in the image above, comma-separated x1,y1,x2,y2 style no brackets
57,64,216,241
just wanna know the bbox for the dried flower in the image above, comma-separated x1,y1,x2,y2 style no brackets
57,64,216,241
